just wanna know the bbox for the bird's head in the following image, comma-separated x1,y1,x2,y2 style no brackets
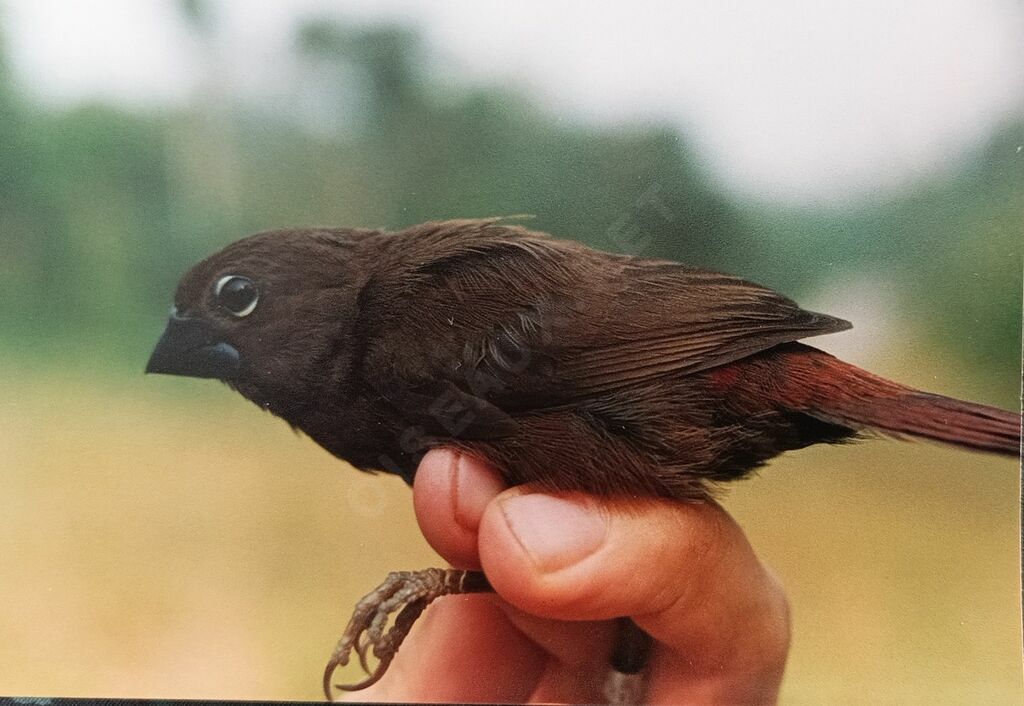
146,227,378,418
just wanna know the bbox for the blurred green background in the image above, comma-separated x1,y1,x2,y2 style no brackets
0,1,1020,702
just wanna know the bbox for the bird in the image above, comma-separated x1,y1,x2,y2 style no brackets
146,217,1020,700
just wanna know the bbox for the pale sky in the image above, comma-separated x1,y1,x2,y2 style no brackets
4,0,1022,205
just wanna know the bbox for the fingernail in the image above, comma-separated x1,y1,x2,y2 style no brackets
452,453,506,532
499,493,608,572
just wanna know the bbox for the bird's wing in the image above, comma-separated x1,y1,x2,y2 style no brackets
549,265,851,397
369,221,850,433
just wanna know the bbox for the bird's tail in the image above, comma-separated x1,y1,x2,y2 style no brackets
769,344,1021,457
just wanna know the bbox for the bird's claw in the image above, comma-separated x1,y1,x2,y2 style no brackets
323,567,482,699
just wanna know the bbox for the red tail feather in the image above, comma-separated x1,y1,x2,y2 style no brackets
773,345,1021,456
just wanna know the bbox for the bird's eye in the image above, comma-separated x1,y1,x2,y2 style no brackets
215,275,259,317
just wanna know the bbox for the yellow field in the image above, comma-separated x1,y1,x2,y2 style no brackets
0,358,1019,702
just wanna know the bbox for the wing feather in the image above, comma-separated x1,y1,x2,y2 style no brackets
371,220,852,422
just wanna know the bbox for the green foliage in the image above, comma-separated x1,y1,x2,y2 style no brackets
0,17,1019,388
178,0,213,34
738,122,1022,384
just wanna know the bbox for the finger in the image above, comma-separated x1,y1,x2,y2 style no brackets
413,449,507,568
337,594,547,703
478,489,790,683
413,451,619,702
491,603,616,704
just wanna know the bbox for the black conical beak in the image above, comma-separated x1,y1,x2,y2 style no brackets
146,315,240,380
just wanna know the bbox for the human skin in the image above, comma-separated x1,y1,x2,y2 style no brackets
341,448,791,704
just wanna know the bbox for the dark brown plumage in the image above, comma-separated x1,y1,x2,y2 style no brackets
149,218,1020,502
147,218,1020,697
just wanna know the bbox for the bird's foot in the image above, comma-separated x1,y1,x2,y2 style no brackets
323,567,491,699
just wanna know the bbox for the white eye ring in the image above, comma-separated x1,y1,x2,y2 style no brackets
215,275,259,317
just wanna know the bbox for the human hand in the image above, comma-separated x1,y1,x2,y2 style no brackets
343,449,790,704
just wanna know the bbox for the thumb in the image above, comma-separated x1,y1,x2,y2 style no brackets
477,487,790,677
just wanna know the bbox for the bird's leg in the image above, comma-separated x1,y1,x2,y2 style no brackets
323,567,491,698
322,568,653,706
603,617,654,705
